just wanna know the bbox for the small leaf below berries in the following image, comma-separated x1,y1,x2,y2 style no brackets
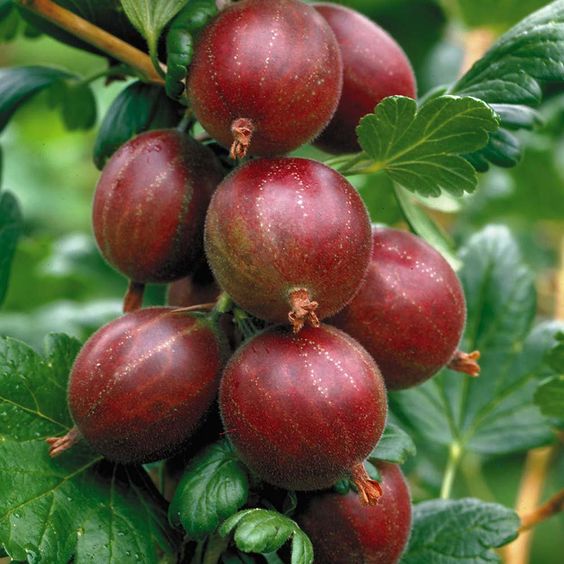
169,439,249,540
0,190,23,306
401,498,520,563
0,334,177,563
357,95,499,197
368,421,416,464
220,509,313,564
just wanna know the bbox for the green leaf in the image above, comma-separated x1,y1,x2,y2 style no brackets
93,81,182,169
0,1,20,42
0,66,72,133
58,80,97,131
165,0,218,99
534,376,564,419
120,0,186,54
546,331,564,372
451,0,564,169
168,439,249,540
369,422,416,464
0,190,23,307
452,0,564,105
220,509,313,564
394,184,462,270
391,226,562,455
0,334,178,562
401,498,520,563
357,95,499,197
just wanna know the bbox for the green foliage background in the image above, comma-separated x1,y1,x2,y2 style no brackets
0,0,562,562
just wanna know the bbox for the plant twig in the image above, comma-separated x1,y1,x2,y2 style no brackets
17,0,164,85
520,488,564,531
440,441,463,499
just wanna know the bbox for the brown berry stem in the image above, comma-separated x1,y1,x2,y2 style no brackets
448,349,481,377
46,426,82,457
230,118,255,159
123,280,146,313
172,302,217,314
519,488,564,532
351,463,382,506
288,288,320,333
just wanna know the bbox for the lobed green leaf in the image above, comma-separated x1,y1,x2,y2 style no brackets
451,0,564,169
0,334,177,563
220,509,313,564
391,226,562,455
357,95,499,197
168,439,249,540
0,190,23,307
401,498,520,563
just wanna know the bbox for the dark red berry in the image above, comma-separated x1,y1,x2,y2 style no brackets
187,0,343,157
92,130,224,284
332,227,473,390
204,157,372,331
219,324,387,501
296,462,412,564
59,308,225,463
313,3,416,154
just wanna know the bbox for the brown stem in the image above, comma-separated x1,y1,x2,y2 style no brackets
519,488,564,531
501,445,555,564
171,302,217,314
46,426,82,457
351,463,382,506
17,0,164,84
123,280,146,313
288,288,320,333
230,118,254,159
448,349,480,377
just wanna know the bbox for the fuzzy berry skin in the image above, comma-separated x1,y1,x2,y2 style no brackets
332,228,466,390
219,324,387,491
296,462,412,564
93,130,223,284
313,3,416,154
68,308,225,463
204,157,372,326
187,0,342,156
167,258,220,308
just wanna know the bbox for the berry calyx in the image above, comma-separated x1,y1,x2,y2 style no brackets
48,307,226,464
332,227,476,390
448,349,481,377
219,324,387,495
205,157,372,328
93,129,224,285
296,462,412,563
187,0,343,156
313,3,416,154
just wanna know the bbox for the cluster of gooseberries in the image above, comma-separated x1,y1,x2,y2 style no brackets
47,1,479,561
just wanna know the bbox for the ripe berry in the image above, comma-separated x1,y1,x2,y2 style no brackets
205,157,372,331
92,129,223,285
48,308,225,463
187,0,343,157
219,324,387,503
332,228,478,390
296,462,412,564
313,3,416,154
